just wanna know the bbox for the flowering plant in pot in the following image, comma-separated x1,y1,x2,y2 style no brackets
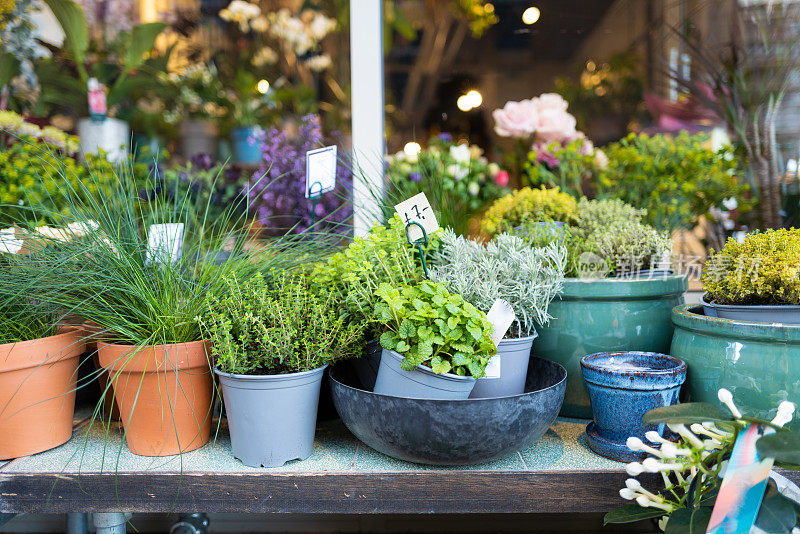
384,134,508,235
312,216,434,389
0,251,85,459
524,136,608,197
521,198,686,418
606,389,799,533
199,270,365,467
165,63,227,158
480,186,578,237
701,228,800,323
372,280,497,400
429,228,566,398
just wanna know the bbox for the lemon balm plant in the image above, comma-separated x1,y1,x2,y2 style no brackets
480,186,578,238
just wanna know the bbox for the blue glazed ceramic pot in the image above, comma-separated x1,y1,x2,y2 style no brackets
231,126,262,164
580,351,687,462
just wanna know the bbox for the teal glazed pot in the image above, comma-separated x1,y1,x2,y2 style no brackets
671,305,800,428
533,275,687,418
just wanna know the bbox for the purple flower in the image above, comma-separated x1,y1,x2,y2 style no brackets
409,172,421,182
243,114,353,235
190,153,215,171
438,132,452,142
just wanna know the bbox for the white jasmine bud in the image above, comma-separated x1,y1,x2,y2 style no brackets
718,388,742,418
645,430,669,444
620,488,637,500
627,436,662,457
626,478,642,490
636,495,673,512
658,517,668,531
703,438,723,450
771,401,795,428
643,457,682,472
668,423,704,449
626,462,644,476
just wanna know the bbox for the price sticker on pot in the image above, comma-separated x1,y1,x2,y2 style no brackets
395,192,438,242
305,146,337,198
146,223,184,266
483,299,516,379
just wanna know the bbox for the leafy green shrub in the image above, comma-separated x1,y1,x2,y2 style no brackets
702,228,800,305
480,186,578,237
573,197,646,238
430,229,566,337
597,132,749,231
373,280,496,377
312,216,434,327
200,271,366,375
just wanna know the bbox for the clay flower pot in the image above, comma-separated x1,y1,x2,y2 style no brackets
0,330,86,459
97,340,213,456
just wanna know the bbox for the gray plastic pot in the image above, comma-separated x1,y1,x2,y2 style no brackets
469,334,536,399
215,366,327,467
351,338,382,390
373,349,476,399
701,293,800,324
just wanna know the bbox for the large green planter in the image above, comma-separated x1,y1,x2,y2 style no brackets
671,305,800,428
533,275,687,418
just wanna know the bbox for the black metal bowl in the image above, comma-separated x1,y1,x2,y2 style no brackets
329,357,567,465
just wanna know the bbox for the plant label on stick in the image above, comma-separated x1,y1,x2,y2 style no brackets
305,146,337,198
147,223,184,266
706,423,775,534
483,299,516,379
395,192,439,242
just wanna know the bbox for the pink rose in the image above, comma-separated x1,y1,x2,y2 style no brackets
533,93,569,113
494,170,509,187
534,108,577,144
492,99,539,138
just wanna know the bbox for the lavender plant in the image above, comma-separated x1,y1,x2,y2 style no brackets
606,389,800,533
429,229,566,337
243,114,352,235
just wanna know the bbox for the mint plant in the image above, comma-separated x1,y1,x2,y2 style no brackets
373,280,496,378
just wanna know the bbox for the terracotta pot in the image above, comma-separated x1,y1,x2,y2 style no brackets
0,330,86,459
97,340,213,456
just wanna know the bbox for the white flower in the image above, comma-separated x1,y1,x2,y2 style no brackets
722,197,738,211
252,46,279,67
250,15,268,32
717,388,742,419
449,143,472,165
309,12,336,39
626,462,644,476
468,182,480,197
668,423,704,449
772,401,796,428
619,488,636,500
488,162,500,176
304,54,332,72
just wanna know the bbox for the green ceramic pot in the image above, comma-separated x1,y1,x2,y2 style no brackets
533,275,687,418
671,305,800,428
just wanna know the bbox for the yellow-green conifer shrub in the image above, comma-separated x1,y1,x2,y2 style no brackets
702,229,800,305
480,186,578,237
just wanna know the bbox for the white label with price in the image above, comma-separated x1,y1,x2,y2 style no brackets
394,192,439,242
482,299,516,379
305,146,338,198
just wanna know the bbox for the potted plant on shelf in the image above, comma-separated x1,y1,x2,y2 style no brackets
429,229,566,398
0,249,86,459
168,63,227,158
36,0,169,161
199,270,365,468
671,228,800,424
372,280,497,400
484,195,686,418
312,216,433,389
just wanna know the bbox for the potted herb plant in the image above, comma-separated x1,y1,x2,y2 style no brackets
480,186,578,237
515,197,687,418
0,251,85,459
671,228,800,423
372,280,497,399
429,229,566,397
200,270,365,468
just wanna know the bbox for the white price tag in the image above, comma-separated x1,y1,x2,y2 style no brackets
485,299,516,347
305,146,338,198
484,355,501,379
394,192,439,242
147,223,184,266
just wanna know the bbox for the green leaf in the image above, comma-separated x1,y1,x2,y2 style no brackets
757,432,800,466
124,22,167,70
0,52,20,87
42,0,89,72
603,504,665,525
643,403,733,425
755,493,798,533
665,507,712,534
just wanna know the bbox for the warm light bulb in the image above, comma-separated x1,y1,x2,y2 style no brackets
403,141,421,156
522,6,540,24
457,94,472,112
257,79,270,94
465,89,482,109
